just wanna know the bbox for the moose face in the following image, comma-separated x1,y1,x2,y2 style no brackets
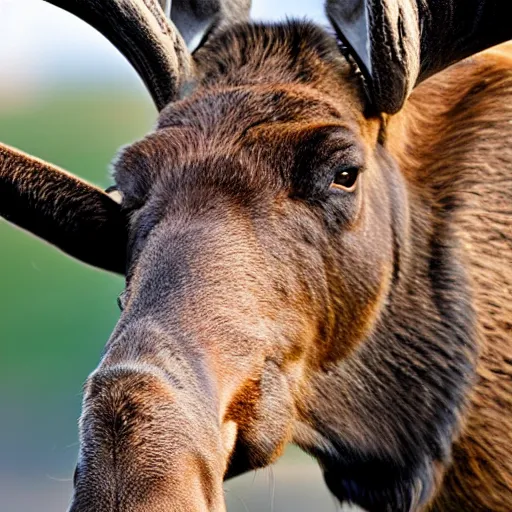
70,25,406,511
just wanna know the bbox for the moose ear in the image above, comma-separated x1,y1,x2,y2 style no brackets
327,0,512,114
170,0,251,50
0,144,127,275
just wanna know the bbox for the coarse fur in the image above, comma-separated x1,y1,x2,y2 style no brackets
389,46,512,511
104,23,512,511
1,18,511,512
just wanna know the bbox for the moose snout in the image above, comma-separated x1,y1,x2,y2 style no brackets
69,365,228,512
69,206,312,510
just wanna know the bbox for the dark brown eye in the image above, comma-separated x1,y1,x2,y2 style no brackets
331,167,360,191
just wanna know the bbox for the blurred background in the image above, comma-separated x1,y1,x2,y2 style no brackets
0,0,350,511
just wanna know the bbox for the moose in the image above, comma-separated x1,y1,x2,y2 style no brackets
1,0,511,510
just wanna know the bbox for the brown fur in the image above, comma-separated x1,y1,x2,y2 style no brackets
388,44,512,512
99,25,512,510
2,21,511,512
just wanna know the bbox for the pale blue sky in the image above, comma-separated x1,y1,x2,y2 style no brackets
0,0,329,89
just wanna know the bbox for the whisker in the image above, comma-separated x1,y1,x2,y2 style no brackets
268,466,276,512
225,487,251,512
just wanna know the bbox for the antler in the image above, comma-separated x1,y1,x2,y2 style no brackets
328,0,512,114
44,0,194,110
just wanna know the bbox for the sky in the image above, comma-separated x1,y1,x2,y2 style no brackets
0,0,328,90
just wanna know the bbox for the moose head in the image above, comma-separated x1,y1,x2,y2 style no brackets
1,1,511,511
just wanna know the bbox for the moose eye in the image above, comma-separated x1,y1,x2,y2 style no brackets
330,166,360,191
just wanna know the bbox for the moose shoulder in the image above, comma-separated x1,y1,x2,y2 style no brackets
1,1,511,511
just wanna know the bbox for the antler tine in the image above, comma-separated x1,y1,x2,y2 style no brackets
171,0,251,47
44,0,194,110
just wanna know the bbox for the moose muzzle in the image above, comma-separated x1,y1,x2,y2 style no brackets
70,360,228,512
69,203,310,511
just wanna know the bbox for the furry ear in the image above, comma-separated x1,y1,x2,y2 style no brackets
327,0,512,114
170,0,251,50
0,144,127,274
